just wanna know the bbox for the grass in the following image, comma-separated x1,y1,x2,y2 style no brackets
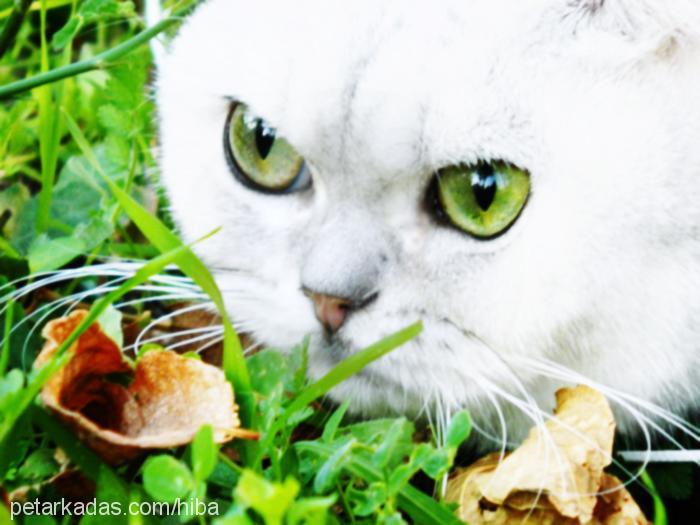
0,1,472,524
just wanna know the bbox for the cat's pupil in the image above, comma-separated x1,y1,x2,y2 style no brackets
471,164,498,211
254,119,276,159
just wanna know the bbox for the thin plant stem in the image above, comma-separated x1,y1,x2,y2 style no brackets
0,5,194,100
35,0,60,234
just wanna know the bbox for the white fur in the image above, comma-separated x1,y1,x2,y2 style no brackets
156,0,700,444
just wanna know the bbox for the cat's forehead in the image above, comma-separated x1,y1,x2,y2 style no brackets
162,0,550,176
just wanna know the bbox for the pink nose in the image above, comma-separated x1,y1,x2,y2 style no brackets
307,293,350,333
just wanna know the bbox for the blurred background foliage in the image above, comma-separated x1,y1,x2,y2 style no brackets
0,0,165,282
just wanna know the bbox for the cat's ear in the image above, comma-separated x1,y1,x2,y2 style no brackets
567,0,700,51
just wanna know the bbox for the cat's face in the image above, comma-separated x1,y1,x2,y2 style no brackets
158,0,700,436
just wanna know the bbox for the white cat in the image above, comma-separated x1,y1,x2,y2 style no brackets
156,0,700,448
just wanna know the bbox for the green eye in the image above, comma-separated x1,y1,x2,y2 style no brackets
435,161,530,238
224,104,310,193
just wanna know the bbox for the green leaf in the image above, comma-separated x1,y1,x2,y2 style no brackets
178,481,206,524
81,465,130,525
286,406,314,427
247,349,287,396
371,418,407,469
349,482,387,517
313,438,355,493
234,470,300,524
0,369,24,414
380,513,407,525
50,0,135,51
286,495,336,525
387,444,433,495
27,234,85,273
98,104,132,136
445,410,472,449
51,17,82,50
79,0,134,21
280,448,300,481
0,412,30,480
343,419,402,445
25,209,112,272
72,212,114,250
321,398,351,443
11,148,119,257
191,424,217,482
296,441,462,525
387,464,415,496
208,457,240,490
142,455,194,503
422,449,452,480
0,182,30,237
17,448,59,481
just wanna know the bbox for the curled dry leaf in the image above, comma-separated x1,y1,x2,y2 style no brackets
446,385,650,525
37,310,257,464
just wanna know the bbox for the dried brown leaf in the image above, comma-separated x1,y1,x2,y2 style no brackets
446,385,650,525
37,310,256,464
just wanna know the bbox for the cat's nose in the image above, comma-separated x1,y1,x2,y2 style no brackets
302,288,378,334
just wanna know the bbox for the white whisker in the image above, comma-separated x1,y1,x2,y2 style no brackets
194,335,225,355
133,302,217,351
115,292,206,308
125,325,224,352
160,331,226,352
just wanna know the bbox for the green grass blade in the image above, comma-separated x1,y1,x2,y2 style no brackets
0,0,32,57
0,298,13,375
641,470,668,525
35,0,61,234
284,321,422,422
398,485,463,525
62,110,254,428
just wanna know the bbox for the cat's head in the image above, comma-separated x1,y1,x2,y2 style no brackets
157,0,700,436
